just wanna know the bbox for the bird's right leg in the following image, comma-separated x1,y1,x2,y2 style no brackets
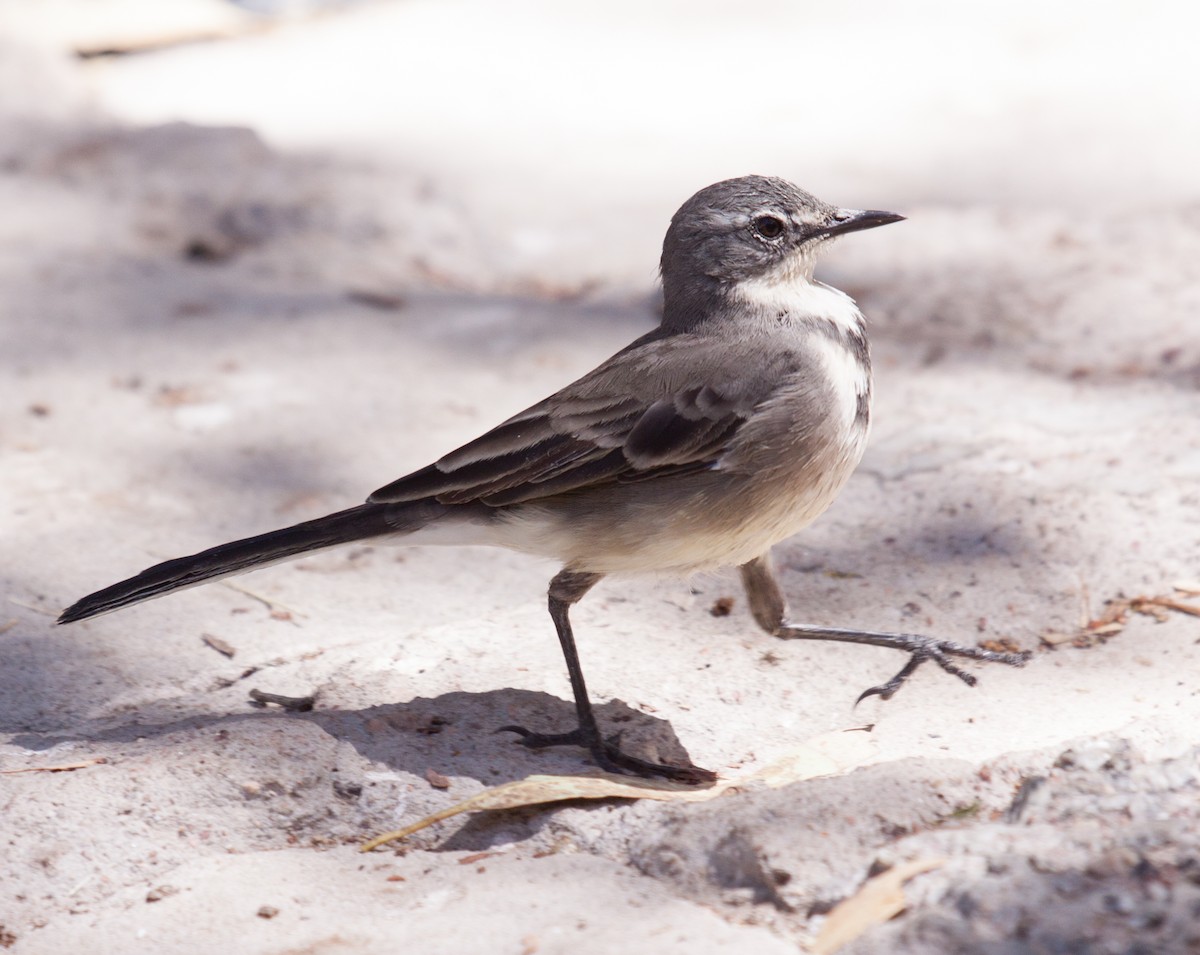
739,553,1030,702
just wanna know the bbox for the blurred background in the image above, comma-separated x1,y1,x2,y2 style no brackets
4,0,1199,296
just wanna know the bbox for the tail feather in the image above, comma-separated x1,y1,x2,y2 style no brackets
58,502,423,624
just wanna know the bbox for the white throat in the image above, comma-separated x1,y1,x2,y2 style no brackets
732,270,865,337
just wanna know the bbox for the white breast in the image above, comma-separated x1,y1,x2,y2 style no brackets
734,275,870,435
733,274,866,337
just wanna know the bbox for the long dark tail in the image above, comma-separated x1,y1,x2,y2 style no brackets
58,501,439,624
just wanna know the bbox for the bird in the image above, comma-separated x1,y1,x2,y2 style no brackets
59,175,1029,784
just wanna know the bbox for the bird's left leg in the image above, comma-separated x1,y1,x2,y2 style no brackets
739,553,1030,703
500,568,716,784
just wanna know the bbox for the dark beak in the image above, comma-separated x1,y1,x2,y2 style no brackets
822,208,905,238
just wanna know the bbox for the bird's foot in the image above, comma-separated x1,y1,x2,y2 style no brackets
853,637,1031,704
772,622,1030,704
498,724,716,785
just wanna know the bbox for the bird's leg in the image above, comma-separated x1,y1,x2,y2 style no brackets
739,553,1030,703
499,569,715,784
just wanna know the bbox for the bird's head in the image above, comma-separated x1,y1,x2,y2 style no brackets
660,175,903,312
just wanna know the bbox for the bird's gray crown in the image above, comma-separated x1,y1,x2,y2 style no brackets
660,175,838,286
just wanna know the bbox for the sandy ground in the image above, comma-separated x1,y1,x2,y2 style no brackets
2,1,1200,952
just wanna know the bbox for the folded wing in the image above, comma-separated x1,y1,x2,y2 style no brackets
369,336,804,508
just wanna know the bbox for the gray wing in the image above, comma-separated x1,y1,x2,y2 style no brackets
368,336,806,508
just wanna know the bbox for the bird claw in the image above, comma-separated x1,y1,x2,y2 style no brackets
854,638,1031,705
497,724,716,785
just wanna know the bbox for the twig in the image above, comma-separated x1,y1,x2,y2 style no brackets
248,688,315,712
1133,596,1200,618
1042,589,1200,648
201,633,236,657
1,757,107,775
7,599,57,617
218,580,304,623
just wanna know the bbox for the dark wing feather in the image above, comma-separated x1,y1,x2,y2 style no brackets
368,336,803,507
475,450,631,506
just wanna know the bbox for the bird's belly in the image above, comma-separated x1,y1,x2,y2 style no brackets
666,426,868,572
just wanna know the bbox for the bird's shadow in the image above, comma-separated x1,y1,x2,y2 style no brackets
10,686,704,791
316,688,703,783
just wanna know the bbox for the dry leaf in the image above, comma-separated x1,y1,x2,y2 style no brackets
152,385,198,407
361,732,872,852
458,852,498,865
1044,597,1130,648
201,633,235,658
813,858,946,954
145,885,179,903
359,774,711,851
1048,590,1200,649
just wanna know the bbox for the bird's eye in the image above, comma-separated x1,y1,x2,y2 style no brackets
752,215,785,239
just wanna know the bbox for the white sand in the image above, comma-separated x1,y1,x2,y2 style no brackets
2,2,1199,951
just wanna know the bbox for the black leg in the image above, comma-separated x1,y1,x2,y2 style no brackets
739,554,1030,702
499,569,715,785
